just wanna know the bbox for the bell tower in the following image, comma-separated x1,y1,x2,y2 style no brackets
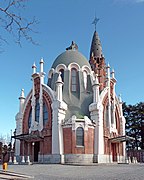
89,17,107,91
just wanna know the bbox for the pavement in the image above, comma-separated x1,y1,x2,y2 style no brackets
0,169,34,179
0,163,144,180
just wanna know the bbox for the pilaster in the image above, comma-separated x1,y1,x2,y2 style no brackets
111,69,117,133
106,63,111,131
15,89,25,156
89,102,104,163
51,100,67,163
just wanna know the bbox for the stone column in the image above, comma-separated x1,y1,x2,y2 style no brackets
89,103,104,163
111,69,117,132
106,64,111,131
51,101,67,159
15,89,25,158
39,58,45,131
21,140,25,163
26,142,30,164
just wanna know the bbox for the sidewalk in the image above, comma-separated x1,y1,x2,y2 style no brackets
0,170,33,179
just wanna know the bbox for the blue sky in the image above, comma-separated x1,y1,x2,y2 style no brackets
0,0,144,136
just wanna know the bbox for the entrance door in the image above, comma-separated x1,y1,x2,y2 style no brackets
111,143,117,162
34,142,40,162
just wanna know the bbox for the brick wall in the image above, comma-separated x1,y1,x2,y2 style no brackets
63,127,94,154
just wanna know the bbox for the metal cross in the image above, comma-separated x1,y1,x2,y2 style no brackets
92,16,99,31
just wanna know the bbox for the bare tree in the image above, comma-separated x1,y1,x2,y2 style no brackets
0,0,38,48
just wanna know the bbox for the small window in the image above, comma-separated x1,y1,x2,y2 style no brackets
43,101,48,126
104,105,109,127
76,127,84,146
83,70,87,90
59,69,64,82
28,108,32,128
35,99,40,123
71,68,77,92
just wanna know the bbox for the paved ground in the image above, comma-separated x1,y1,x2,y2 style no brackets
0,163,144,180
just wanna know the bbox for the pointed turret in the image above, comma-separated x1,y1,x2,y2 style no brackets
55,72,64,101
19,89,25,113
90,31,103,59
89,31,106,91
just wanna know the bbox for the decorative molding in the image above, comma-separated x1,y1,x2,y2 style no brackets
42,84,55,102
68,62,80,71
63,115,94,131
100,87,108,102
55,64,67,72
81,65,91,75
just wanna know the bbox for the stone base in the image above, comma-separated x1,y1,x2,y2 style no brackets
39,154,62,164
93,154,112,163
64,154,93,164
93,154,125,163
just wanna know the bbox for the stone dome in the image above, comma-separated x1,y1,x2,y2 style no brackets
52,49,91,69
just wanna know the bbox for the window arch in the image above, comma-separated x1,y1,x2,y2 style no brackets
71,68,77,92
76,127,84,146
28,98,49,128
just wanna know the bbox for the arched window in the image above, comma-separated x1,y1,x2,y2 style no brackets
28,99,49,128
71,68,77,92
76,127,84,146
83,70,87,90
104,105,109,127
28,108,32,128
35,98,40,123
43,101,48,126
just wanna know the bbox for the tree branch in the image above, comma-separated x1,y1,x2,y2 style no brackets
0,0,38,47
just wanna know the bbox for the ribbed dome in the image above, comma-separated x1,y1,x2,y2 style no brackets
52,50,91,68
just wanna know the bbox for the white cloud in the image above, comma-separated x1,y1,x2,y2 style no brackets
114,0,144,3
136,0,144,3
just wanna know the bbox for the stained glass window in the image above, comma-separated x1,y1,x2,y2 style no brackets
76,127,84,146
43,101,48,126
71,68,77,92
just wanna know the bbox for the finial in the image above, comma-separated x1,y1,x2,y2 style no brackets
32,62,37,74
40,58,44,73
56,72,63,83
19,89,25,99
91,52,94,57
107,62,110,68
118,94,122,103
92,14,99,31
32,62,36,68
111,68,115,78
40,58,44,64
94,74,99,85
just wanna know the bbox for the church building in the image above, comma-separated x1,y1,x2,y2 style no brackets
14,26,126,164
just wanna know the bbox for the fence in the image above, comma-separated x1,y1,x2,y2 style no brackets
127,150,144,163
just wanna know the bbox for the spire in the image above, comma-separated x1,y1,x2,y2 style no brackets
90,31,103,59
19,89,25,99
32,62,37,74
19,89,25,113
118,94,123,104
55,72,64,101
40,58,44,73
89,17,106,91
